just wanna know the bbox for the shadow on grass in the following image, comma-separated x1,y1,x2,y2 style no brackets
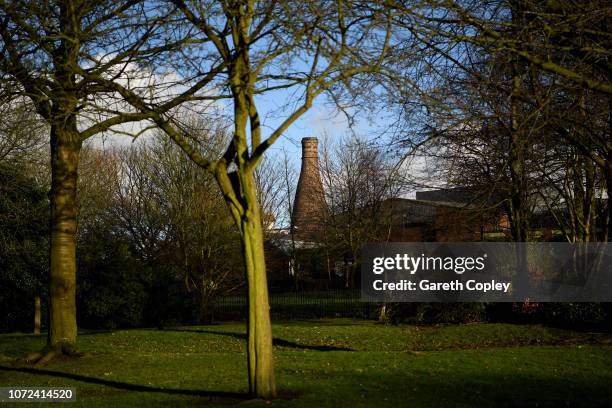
0,330,114,341
343,369,612,407
162,328,354,351
275,319,368,327
0,365,248,403
0,334,44,341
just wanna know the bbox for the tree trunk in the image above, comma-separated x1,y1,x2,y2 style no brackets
605,163,612,243
507,9,530,296
34,295,41,335
198,284,213,325
583,156,597,242
507,0,530,243
238,172,276,399
222,31,276,398
508,78,529,242
47,124,81,354
606,98,612,243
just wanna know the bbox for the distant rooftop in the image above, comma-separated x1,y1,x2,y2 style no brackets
415,187,499,207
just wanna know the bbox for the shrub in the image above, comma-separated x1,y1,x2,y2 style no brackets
385,302,488,324
77,232,151,329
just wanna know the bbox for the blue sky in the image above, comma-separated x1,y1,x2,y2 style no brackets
93,82,396,174
91,82,436,200
250,83,405,170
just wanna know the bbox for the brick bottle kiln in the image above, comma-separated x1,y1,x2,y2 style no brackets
291,137,326,239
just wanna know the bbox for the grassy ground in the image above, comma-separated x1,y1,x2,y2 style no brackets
1,320,611,407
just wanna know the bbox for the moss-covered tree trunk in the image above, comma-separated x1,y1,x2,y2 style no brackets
240,197,275,399
44,1,82,356
219,35,277,398
47,122,81,354
217,157,276,399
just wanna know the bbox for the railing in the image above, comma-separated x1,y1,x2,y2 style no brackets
211,289,374,321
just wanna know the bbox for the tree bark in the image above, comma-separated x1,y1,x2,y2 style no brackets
216,166,276,398
508,2,529,297
606,99,612,243
583,156,596,242
218,37,277,397
47,124,81,354
34,295,41,335
605,163,612,243
507,0,530,243
509,77,529,242
238,171,276,399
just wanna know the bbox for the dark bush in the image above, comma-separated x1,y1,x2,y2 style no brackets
386,302,488,324
77,231,151,329
379,302,609,329
143,264,199,328
0,163,48,333
534,303,608,329
485,302,609,329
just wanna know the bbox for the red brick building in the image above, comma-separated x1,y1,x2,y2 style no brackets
265,138,511,286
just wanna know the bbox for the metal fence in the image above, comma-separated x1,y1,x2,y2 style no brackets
211,289,374,321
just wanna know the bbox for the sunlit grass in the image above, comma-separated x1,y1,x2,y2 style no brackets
1,320,611,407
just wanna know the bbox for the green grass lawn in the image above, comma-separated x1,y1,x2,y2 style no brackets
1,320,611,407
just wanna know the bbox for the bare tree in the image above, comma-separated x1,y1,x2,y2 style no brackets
320,135,406,287
0,97,47,163
141,134,244,324
416,1,612,95
407,0,612,240
417,1,611,242
77,146,122,240
0,1,208,360
109,0,406,397
0,99,49,336
255,156,290,231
